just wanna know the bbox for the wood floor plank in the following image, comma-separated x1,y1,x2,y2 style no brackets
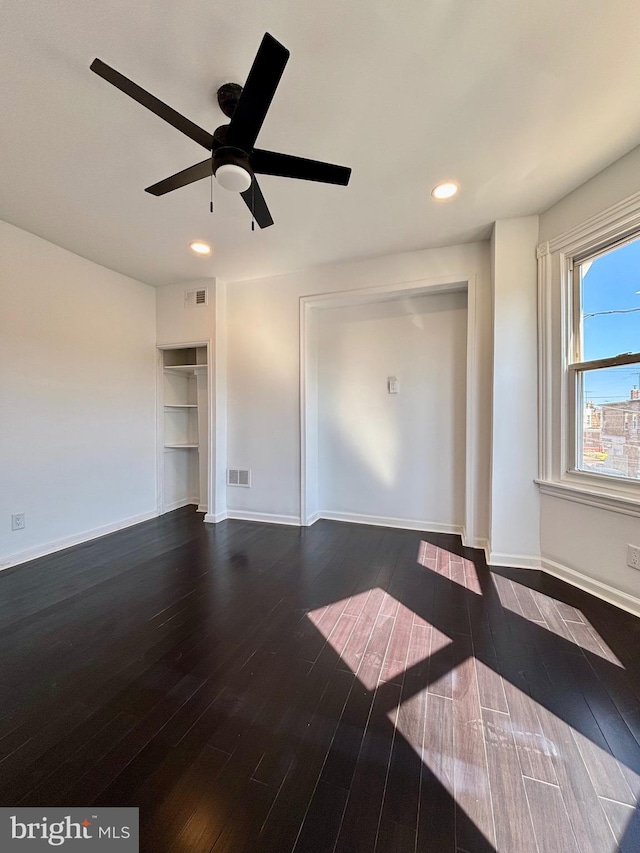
254,669,355,853
492,575,524,618
19,711,138,806
165,654,331,851
533,698,619,853
567,656,640,804
338,589,385,676
481,706,538,852
552,599,585,624
319,681,377,793
291,781,349,853
451,632,496,852
571,725,636,805
529,589,582,647
510,579,546,624
418,693,456,852
1,509,640,853
375,818,417,852
377,620,429,833
333,681,402,853
138,661,308,849
500,679,558,785
463,558,509,715
523,777,580,853
61,671,207,805
139,745,231,852
600,798,640,853
379,599,414,686
427,626,454,699
309,612,358,676
579,644,640,753
564,618,617,662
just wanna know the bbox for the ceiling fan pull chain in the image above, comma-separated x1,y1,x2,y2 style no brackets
210,171,214,213
251,179,255,231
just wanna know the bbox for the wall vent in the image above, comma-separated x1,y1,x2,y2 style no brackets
185,288,208,307
227,468,251,487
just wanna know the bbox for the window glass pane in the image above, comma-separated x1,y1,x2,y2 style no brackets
580,365,640,479
579,237,640,361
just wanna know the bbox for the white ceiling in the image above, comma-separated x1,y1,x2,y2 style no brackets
2,1,640,286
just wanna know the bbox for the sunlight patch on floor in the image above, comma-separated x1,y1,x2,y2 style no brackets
417,540,624,672
490,572,624,668
303,557,635,853
306,588,434,690
567,614,624,668
417,540,479,592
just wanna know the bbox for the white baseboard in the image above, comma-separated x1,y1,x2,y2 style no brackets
486,550,542,570
209,510,301,526
162,497,199,513
0,509,159,571
318,510,463,536
303,511,321,526
204,510,228,524
462,532,489,551
196,504,207,514
541,557,640,619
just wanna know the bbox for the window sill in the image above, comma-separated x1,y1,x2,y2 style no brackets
536,478,640,518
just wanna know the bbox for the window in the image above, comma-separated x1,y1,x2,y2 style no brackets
570,235,640,483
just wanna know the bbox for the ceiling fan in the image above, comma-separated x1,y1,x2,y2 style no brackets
90,32,352,228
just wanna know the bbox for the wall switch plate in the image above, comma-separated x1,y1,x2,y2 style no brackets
387,376,400,394
627,544,640,570
11,513,25,531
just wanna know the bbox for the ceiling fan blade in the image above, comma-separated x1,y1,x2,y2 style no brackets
240,177,274,228
145,158,213,196
90,58,213,151
226,33,289,151
251,149,351,185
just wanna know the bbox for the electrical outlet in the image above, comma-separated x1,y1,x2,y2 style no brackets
11,513,25,531
627,544,640,570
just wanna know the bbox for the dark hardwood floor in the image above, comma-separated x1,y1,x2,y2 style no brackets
1,507,640,852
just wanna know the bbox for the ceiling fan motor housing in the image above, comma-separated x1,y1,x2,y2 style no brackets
217,82,243,119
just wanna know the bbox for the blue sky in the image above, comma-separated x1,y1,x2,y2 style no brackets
582,238,640,404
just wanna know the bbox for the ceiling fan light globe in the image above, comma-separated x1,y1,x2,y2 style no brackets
215,163,252,193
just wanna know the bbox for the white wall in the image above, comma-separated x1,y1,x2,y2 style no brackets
540,143,640,242
540,498,640,604
539,142,640,605
225,242,491,540
156,278,216,346
0,220,157,566
489,217,541,566
316,293,467,529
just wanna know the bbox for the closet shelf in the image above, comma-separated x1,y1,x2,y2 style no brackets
163,364,206,375
160,344,207,513
164,443,199,450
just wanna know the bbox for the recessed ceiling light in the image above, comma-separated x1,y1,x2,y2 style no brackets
431,181,459,201
189,241,211,256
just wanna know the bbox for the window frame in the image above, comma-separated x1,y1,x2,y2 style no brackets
537,192,640,516
567,241,640,485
